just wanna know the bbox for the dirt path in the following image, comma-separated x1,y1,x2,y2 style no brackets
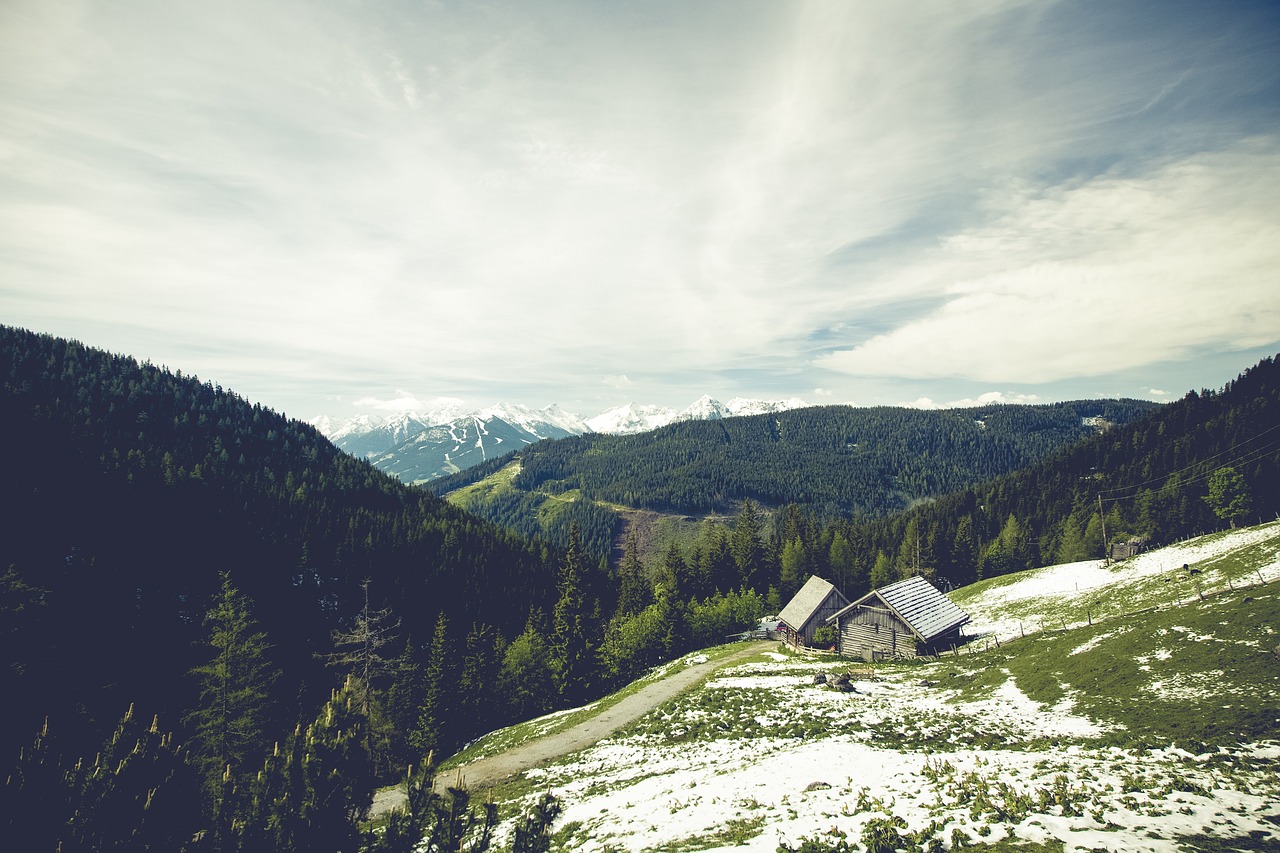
371,641,772,818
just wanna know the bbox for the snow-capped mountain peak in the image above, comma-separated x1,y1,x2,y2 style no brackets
318,394,811,477
476,403,593,438
585,403,678,435
675,395,732,422
724,397,810,417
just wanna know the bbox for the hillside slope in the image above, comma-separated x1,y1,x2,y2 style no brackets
432,399,1159,562
473,523,1280,852
0,325,565,759
846,354,1280,592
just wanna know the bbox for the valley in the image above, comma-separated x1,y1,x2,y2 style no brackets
3,326,1278,852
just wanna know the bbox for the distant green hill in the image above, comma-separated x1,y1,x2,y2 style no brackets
430,399,1161,561
846,355,1280,592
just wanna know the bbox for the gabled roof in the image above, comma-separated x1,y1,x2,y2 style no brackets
778,575,844,631
827,575,969,642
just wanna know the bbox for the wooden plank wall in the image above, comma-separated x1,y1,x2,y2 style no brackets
803,591,852,645
837,605,920,660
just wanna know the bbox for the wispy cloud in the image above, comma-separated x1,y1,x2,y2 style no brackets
816,142,1280,383
1,1,1277,417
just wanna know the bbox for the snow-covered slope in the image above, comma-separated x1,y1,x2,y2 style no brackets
953,520,1280,641
469,523,1280,853
587,396,810,434
370,409,584,484
586,403,679,434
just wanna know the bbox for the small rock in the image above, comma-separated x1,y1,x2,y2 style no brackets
804,781,831,792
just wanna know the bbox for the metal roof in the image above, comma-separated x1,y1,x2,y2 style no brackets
829,575,969,641
778,575,843,631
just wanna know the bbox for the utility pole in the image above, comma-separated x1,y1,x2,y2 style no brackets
1098,493,1110,566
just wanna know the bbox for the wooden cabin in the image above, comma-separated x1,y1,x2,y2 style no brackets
1109,536,1148,561
777,575,849,648
826,575,969,660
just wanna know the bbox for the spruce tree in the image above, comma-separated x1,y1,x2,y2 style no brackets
325,580,399,719
615,531,651,618
185,571,280,802
951,516,978,584
730,500,767,591
551,523,592,702
411,613,454,758
456,623,503,742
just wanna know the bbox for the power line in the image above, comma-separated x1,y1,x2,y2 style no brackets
1098,438,1280,505
1097,421,1280,498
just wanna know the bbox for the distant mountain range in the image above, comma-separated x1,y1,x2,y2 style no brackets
312,396,810,483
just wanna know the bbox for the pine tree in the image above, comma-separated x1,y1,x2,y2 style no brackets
294,676,373,853
411,614,454,758
951,515,978,583
325,580,399,718
185,571,280,802
730,500,767,591
551,523,593,702
615,531,651,618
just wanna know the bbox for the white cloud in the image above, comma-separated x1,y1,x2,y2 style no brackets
817,142,1280,384
352,393,465,414
603,375,633,390
1,1,1276,418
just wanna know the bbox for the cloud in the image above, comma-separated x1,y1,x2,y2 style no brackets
2,1,1277,418
603,375,633,390
816,142,1280,384
1149,389,1169,397
813,387,833,397
352,393,466,414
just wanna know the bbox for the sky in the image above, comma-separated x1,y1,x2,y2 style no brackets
3,0,1280,424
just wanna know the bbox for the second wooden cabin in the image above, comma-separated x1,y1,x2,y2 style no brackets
825,575,970,661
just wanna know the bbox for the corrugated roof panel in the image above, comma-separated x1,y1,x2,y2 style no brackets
876,576,970,640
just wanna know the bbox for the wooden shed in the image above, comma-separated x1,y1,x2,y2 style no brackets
826,575,969,661
777,575,849,648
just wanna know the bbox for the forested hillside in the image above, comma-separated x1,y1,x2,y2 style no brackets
0,326,570,763
848,355,1280,590
431,398,1160,563
701,354,1280,610
0,326,772,851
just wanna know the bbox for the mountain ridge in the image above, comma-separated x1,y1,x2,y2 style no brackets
318,395,815,483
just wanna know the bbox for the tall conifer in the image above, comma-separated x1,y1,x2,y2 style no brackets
551,523,592,702
185,572,280,802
